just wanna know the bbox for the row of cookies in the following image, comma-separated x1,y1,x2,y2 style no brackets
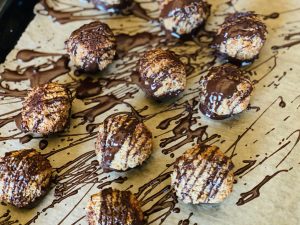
0,1,268,224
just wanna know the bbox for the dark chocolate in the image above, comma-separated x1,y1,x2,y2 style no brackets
173,145,234,203
137,49,186,101
66,21,116,73
97,113,152,171
199,64,253,120
213,12,267,45
21,83,72,134
160,0,210,19
87,188,145,225
212,11,267,63
0,149,52,208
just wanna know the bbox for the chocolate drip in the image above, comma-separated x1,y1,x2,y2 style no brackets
116,32,156,57
247,105,260,112
272,30,300,51
158,98,220,154
236,170,288,206
94,188,145,225
72,90,137,123
279,97,286,108
0,210,19,225
39,0,98,24
136,171,178,224
263,12,280,20
0,55,69,98
75,78,102,99
233,160,256,177
39,140,48,150
16,50,62,62
39,0,153,24
19,134,33,144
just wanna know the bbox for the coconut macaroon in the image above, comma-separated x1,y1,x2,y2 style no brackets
213,12,267,63
199,64,253,120
137,48,186,101
0,149,52,208
21,83,72,135
90,0,133,13
95,113,152,172
171,145,234,204
160,0,210,36
86,188,145,225
66,21,116,73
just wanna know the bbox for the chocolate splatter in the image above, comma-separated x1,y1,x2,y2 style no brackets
236,169,288,206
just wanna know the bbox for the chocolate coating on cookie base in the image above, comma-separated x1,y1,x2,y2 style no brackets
21,83,72,135
213,12,267,42
212,12,267,63
172,145,234,204
160,0,211,36
199,65,253,120
96,113,152,171
0,149,52,208
86,188,145,225
137,48,186,101
160,0,210,18
66,21,116,73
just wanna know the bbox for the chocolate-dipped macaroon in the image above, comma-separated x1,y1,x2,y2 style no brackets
90,0,132,13
171,145,234,204
137,48,186,101
0,149,52,208
21,83,72,135
96,113,152,171
66,21,116,73
212,12,267,63
86,188,145,225
160,0,210,36
199,64,253,120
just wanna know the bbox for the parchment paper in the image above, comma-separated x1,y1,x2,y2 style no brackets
0,0,300,224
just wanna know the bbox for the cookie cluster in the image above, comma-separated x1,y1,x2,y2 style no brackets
2,1,269,224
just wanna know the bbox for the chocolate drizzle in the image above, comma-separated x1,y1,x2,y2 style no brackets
173,145,234,203
16,50,63,62
213,12,267,46
0,0,298,223
75,78,102,99
212,12,267,63
0,55,69,98
263,12,280,20
161,0,200,18
0,210,19,225
39,0,154,24
272,32,300,50
0,149,52,208
199,65,253,120
236,170,288,206
87,188,145,225
234,160,256,177
96,113,152,171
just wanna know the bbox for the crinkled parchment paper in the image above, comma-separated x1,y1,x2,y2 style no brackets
0,0,300,224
